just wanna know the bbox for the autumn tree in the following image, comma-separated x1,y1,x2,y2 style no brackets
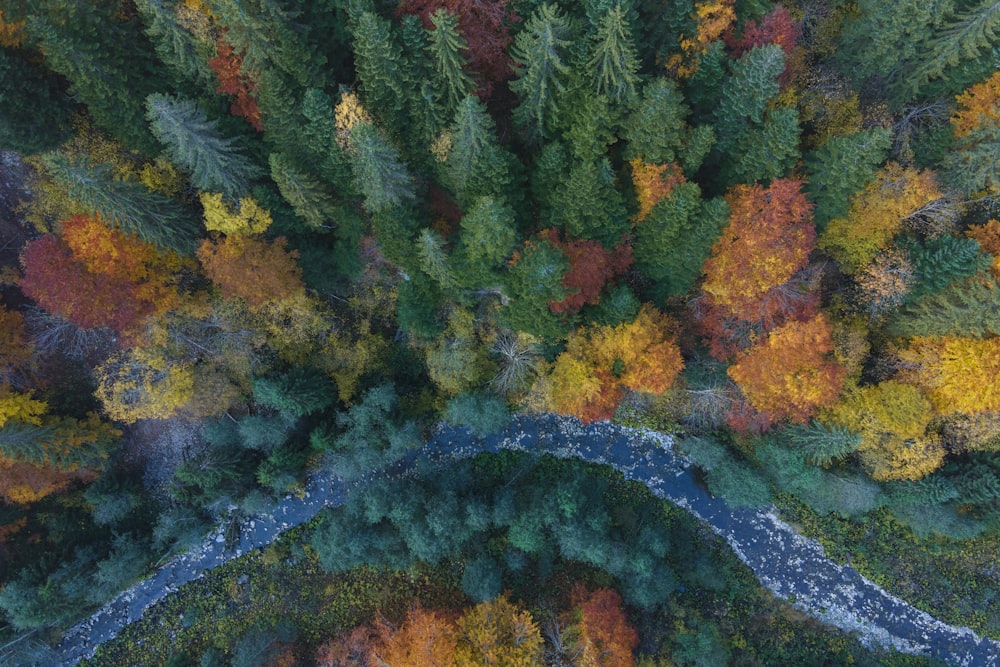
199,192,272,236
727,315,846,426
547,305,684,422
897,336,1000,415
454,595,544,667
95,348,195,423
818,164,942,273
824,381,945,481
630,159,686,223
701,179,815,313
146,93,263,200
371,606,458,667
665,0,736,78
543,229,632,316
804,127,892,231
556,585,639,667
20,215,184,337
943,69,1000,194
208,34,263,131
196,235,306,309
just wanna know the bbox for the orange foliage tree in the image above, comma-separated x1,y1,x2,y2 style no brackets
966,219,1000,275
371,606,458,667
547,305,684,422
315,626,377,667
697,179,818,359
561,585,639,667
208,33,263,131
543,229,632,315
897,336,1000,415
667,0,736,78
725,4,800,85
20,215,184,337
951,70,1000,138
196,235,306,309
630,159,685,223
727,314,846,425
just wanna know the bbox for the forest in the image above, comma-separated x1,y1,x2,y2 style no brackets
0,0,999,663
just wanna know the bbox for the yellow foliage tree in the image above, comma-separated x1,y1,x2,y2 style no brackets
824,381,944,480
630,159,685,223
952,70,1000,138
666,0,736,78
897,336,1000,415
819,163,942,273
335,90,373,150
454,595,545,667
200,192,273,236
95,349,195,423
0,386,46,428
547,305,684,422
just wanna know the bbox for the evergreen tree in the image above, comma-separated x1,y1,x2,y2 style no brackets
445,96,521,206
0,48,73,155
547,158,629,246
252,366,336,419
453,196,519,288
348,122,416,214
146,93,263,200
784,421,862,466
23,1,166,154
509,3,574,139
721,106,800,185
587,5,641,102
350,11,411,134
268,152,341,229
804,128,893,231
903,0,1000,99
943,122,1000,195
399,15,448,148
427,10,475,114
417,228,457,289
905,235,992,300
712,44,784,155
634,185,728,299
41,153,199,253
502,238,570,341
623,77,692,164
888,275,1000,338
134,0,216,92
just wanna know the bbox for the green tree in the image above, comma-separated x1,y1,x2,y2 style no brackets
350,11,411,134
588,5,641,102
509,3,574,139
712,44,784,153
427,9,475,114
0,48,73,154
252,366,335,419
417,228,457,289
943,122,1000,194
40,153,199,253
268,151,341,229
547,159,629,246
623,77,693,164
146,93,262,200
888,275,1000,338
721,106,800,185
502,237,569,340
453,196,519,289
804,128,893,231
445,96,521,206
905,235,992,300
443,392,511,436
134,0,216,92
348,122,416,214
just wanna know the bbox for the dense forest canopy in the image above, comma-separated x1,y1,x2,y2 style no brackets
1,0,1000,663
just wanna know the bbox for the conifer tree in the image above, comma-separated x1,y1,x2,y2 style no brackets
452,196,518,288
445,96,521,206
134,0,216,92
888,275,1000,338
350,11,411,135
268,152,341,229
509,3,574,139
348,122,416,214
623,77,693,164
427,10,475,114
0,48,73,155
804,128,892,231
41,154,199,253
588,5,641,102
146,93,263,200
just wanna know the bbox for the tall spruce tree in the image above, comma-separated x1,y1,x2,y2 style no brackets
348,123,416,214
509,4,574,139
350,11,411,136
146,94,263,200
427,10,476,115
804,128,892,232
587,5,641,103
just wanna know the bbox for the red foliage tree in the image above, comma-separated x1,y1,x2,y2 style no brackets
543,229,633,315
208,34,263,132
196,235,305,309
726,5,800,86
397,0,519,98
20,216,182,337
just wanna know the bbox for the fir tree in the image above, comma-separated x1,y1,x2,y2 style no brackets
888,275,1000,338
804,128,892,231
722,106,800,185
252,366,335,419
0,48,73,155
146,93,263,200
905,235,992,300
134,0,216,92
348,122,416,214
427,10,475,114
509,3,574,139
41,153,199,253
712,44,784,155
268,151,341,229
784,421,862,466
942,122,1000,195
587,5,641,102
417,229,457,289
623,77,692,164
350,11,411,135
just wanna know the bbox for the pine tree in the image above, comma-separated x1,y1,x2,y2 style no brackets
547,159,629,246
348,123,416,214
453,196,518,288
502,237,570,341
427,10,475,114
417,229,457,289
943,122,1000,195
712,44,785,152
146,93,263,200
784,421,862,466
588,5,641,102
509,3,574,139
41,153,199,253
399,15,448,147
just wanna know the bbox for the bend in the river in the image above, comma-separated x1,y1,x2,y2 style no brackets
56,414,1000,666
